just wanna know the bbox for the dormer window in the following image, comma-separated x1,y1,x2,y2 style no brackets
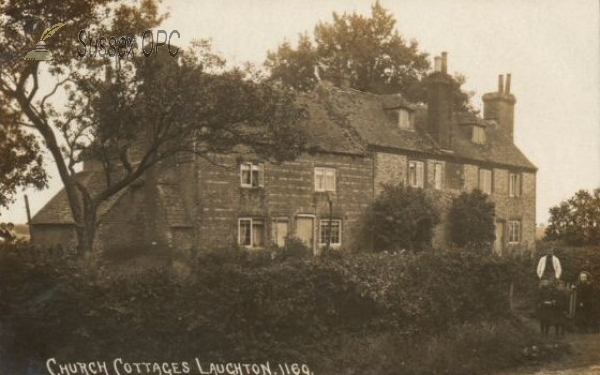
472,126,486,144
398,108,414,130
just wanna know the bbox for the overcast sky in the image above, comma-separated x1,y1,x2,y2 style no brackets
3,0,599,225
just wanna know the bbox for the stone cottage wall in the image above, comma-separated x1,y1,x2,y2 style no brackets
195,152,374,252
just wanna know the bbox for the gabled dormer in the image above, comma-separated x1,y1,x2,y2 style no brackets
382,94,415,130
457,113,487,145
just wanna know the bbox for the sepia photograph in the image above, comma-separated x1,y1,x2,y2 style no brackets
0,1,599,374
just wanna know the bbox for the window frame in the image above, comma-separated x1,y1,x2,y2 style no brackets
240,162,265,188
508,220,522,244
238,218,266,249
408,160,425,188
318,219,342,247
478,168,493,195
314,167,337,193
509,173,521,197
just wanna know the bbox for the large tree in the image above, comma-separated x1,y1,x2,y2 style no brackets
265,1,474,112
545,189,600,246
0,0,305,253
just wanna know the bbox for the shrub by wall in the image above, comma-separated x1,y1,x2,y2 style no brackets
0,243,541,374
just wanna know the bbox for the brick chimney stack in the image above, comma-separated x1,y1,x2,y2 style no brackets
482,74,516,140
426,52,453,150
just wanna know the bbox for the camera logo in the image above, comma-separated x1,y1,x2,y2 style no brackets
23,23,65,61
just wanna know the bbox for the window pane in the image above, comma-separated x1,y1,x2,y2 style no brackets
320,220,341,245
315,168,336,192
409,162,416,187
252,220,264,247
416,162,424,188
241,164,251,186
480,169,492,194
434,163,443,189
239,219,251,246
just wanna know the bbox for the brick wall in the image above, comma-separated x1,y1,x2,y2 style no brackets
195,153,374,252
373,152,536,253
96,184,148,251
29,225,77,249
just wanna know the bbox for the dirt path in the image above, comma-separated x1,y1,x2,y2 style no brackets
496,333,600,375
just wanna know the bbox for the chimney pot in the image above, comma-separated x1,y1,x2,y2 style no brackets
434,56,442,72
498,75,504,93
505,73,512,94
441,52,448,74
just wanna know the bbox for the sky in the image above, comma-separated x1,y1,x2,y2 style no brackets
3,0,600,225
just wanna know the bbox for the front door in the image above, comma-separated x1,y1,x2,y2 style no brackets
296,216,315,254
494,222,505,256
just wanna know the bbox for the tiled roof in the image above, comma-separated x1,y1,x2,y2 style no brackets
31,171,129,225
309,83,536,170
32,171,193,227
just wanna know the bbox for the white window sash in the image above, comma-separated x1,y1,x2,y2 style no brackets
240,163,264,188
315,167,336,192
239,218,265,248
319,220,342,246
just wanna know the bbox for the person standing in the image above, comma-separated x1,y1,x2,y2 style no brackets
574,271,594,333
537,247,562,281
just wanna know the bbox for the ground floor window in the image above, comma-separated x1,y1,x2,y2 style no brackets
508,220,521,243
239,218,265,248
319,219,341,246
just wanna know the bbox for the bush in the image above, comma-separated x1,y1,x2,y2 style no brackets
367,183,440,252
448,189,496,250
0,242,542,374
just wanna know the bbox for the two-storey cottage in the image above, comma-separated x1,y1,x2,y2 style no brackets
31,53,537,255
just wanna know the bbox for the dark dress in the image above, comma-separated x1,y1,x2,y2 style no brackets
575,282,594,333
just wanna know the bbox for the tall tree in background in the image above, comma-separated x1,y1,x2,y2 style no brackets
545,189,600,246
265,1,475,112
0,0,305,253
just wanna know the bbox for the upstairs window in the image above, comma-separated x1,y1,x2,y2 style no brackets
408,161,424,188
479,169,493,195
319,219,342,247
509,173,521,197
398,109,413,130
240,163,264,188
508,220,521,243
239,218,265,248
314,167,336,192
432,162,444,190
472,126,486,144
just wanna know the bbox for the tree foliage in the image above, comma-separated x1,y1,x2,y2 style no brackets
0,0,305,253
367,184,440,252
447,189,496,250
265,1,475,112
0,121,46,209
545,189,600,246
